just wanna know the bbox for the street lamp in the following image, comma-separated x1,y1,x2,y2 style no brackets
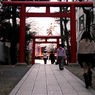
79,0,93,32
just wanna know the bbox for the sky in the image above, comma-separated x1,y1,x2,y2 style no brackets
26,6,60,35
26,0,71,35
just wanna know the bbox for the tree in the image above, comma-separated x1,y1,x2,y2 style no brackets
56,0,71,62
59,0,64,47
0,21,35,64
0,1,36,64
0,0,20,64
79,0,91,32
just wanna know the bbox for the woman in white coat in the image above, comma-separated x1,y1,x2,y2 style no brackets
78,31,95,88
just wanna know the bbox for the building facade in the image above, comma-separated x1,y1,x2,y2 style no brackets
76,0,95,51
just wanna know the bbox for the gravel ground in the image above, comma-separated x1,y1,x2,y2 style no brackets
0,63,95,95
0,65,31,95
65,63,95,90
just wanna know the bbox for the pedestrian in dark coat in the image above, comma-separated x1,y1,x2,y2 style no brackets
43,51,47,64
50,51,55,64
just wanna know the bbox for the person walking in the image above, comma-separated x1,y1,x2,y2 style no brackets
78,31,95,89
50,51,55,64
57,44,66,70
43,51,48,64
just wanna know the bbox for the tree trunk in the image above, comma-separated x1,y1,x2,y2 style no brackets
10,41,17,65
12,6,17,28
82,7,91,32
60,17,64,46
59,0,64,47
10,6,17,65
64,18,71,62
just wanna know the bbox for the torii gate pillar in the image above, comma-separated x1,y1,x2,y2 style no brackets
71,5,76,63
19,5,25,63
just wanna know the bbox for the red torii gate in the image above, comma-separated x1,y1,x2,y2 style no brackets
2,1,93,64
32,36,60,65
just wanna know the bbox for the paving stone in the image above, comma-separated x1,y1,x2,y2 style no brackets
8,60,95,95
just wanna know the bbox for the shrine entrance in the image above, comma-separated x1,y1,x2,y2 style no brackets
2,1,93,64
32,36,60,65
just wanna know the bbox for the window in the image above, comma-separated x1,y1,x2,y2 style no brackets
79,15,84,31
90,7,95,24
